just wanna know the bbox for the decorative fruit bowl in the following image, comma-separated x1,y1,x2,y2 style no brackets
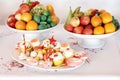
64,7,120,48
6,0,59,38
11,36,88,71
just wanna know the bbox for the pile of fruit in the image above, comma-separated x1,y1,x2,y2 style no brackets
7,0,59,30
65,7,120,35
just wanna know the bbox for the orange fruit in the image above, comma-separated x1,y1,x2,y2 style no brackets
99,9,106,14
15,20,26,30
26,20,38,30
46,4,54,15
51,16,59,24
101,12,112,24
21,13,32,22
93,26,104,35
91,15,102,27
104,22,115,33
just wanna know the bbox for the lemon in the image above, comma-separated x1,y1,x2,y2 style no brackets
26,20,38,30
21,13,32,22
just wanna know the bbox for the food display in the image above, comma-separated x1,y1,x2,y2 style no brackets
7,0,59,31
65,6,120,35
14,36,88,69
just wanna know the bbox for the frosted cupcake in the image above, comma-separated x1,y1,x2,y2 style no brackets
30,38,40,48
41,39,51,48
63,48,74,58
60,43,70,51
50,52,64,66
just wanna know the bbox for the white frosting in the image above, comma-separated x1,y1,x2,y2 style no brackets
18,53,27,60
60,43,70,51
30,39,40,47
50,52,64,60
30,51,37,57
63,48,74,58
42,39,51,48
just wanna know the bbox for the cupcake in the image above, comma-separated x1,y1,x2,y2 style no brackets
60,43,70,51
30,38,40,48
50,52,64,66
42,39,51,48
63,48,74,58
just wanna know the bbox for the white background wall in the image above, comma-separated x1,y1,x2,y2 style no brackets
0,0,120,25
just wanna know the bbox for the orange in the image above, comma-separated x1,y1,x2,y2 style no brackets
101,12,112,24
93,26,104,35
51,15,59,24
46,4,54,15
104,22,115,34
21,13,32,22
91,15,102,27
15,20,26,30
26,20,38,30
99,9,106,14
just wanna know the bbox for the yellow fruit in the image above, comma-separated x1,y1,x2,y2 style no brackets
91,15,102,27
26,20,38,30
104,22,115,33
101,12,112,24
51,16,59,24
21,13,32,22
53,59,64,66
15,20,26,30
100,9,106,14
94,26,104,35
46,4,54,15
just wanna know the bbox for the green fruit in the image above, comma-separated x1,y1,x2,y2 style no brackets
46,24,51,28
64,7,73,26
33,14,40,23
47,16,52,23
50,22,56,27
40,22,47,25
39,24,47,30
40,15,47,21
43,10,50,16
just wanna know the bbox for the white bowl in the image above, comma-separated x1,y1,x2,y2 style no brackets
5,20,60,40
64,28,120,49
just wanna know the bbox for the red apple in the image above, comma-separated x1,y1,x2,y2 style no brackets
85,24,93,29
19,3,30,14
65,24,74,32
90,9,99,16
82,28,93,35
73,26,83,34
7,15,17,28
80,16,90,26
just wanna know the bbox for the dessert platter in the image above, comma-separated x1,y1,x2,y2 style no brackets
11,35,88,71
64,7,120,48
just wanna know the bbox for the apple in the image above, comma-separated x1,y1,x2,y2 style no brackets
19,3,30,14
73,26,83,34
15,10,22,20
90,9,99,16
7,14,17,28
82,28,93,35
85,24,93,29
70,17,80,27
80,16,90,26
65,24,74,32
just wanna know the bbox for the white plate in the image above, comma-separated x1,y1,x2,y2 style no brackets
11,49,86,72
